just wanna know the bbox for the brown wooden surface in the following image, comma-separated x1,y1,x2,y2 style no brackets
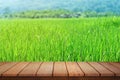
3,62,29,76
1,77,119,80
18,62,41,76
53,62,68,77
0,62,5,66
37,62,53,77
78,62,99,76
0,62,120,80
110,62,120,69
66,62,84,77
88,62,114,76
0,62,17,75
100,62,120,76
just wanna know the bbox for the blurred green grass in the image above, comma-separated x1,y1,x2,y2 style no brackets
0,17,120,61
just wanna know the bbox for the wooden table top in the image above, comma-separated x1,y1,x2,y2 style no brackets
0,62,120,77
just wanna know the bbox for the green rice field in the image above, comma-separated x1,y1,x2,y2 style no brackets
0,17,120,61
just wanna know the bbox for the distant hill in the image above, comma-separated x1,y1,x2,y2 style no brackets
0,0,120,18
0,0,120,14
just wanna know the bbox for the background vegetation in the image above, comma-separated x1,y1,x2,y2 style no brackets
2,10,116,18
0,17,120,61
0,0,120,18
0,0,120,61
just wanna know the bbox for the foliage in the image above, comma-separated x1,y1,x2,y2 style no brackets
3,10,117,18
0,0,120,18
0,17,120,61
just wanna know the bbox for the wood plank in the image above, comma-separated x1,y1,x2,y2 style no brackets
110,62,120,69
0,62,17,76
1,77,119,80
100,63,120,76
37,62,53,77
37,78,53,80
54,77,68,80
1,77,38,80
2,62,29,76
0,62,119,80
69,77,118,80
88,62,114,76
19,62,41,76
66,62,84,77
0,63,5,66
53,62,68,77
78,62,99,76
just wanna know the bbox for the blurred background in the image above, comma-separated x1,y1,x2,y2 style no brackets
0,0,120,18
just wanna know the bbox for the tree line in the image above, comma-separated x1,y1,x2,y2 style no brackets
1,10,118,19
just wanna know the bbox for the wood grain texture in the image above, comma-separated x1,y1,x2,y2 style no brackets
0,62,17,76
19,62,41,76
37,77,53,80
0,62,119,80
69,77,119,80
0,63,5,66
100,63,120,76
3,62,29,76
88,62,114,76
53,62,68,77
110,62,120,69
1,77,37,80
78,62,99,76
66,62,84,77
1,77,120,80
37,62,53,77
54,77,68,80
